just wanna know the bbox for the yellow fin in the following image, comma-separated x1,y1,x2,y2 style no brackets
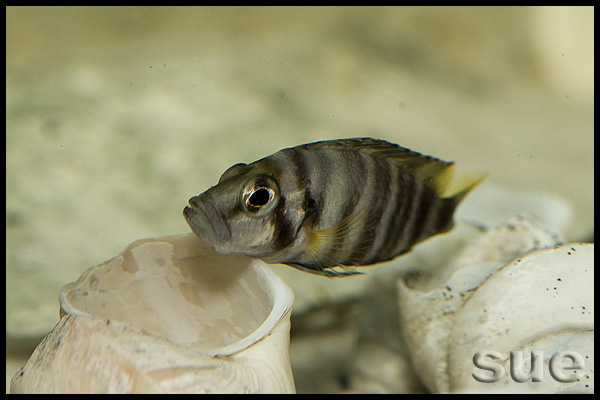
410,160,455,196
336,138,485,201
302,208,378,273
359,141,458,197
306,209,367,255
442,170,487,202
406,161,486,202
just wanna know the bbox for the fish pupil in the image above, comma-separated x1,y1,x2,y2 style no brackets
249,187,271,207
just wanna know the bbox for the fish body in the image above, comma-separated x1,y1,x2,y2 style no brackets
184,138,483,277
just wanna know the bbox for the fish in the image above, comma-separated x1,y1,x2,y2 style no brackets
184,138,484,277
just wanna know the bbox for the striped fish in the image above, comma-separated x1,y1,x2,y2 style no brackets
184,138,484,277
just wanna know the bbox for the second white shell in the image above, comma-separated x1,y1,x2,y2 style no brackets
398,216,594,394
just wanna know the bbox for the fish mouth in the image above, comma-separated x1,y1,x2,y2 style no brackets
183,194,231,244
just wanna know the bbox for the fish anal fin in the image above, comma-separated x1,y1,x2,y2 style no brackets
285,262,363,278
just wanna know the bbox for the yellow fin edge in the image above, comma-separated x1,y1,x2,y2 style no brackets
437,164,487,202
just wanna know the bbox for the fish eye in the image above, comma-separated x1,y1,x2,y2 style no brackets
247,187,273,207
241,176,279,217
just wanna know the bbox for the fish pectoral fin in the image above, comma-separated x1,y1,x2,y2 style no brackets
285,262,363,278
305,208,376,262
295,208,378,277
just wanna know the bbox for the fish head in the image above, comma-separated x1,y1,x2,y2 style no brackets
184,162,308,258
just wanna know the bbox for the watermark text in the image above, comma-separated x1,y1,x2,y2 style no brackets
472,350,586,383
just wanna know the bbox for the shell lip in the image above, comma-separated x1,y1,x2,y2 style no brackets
209,260,294,358
59,283,94,318
58,236,294,359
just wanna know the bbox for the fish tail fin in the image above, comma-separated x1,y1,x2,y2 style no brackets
438,165,487,203
428,168,486,235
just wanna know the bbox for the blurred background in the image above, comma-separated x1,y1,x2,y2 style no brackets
6,6,594,393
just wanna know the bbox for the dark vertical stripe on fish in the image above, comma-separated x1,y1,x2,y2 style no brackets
343,149,379,265
377,172,417,259
363,159,400,264
314,148,361,266
265,148,307,252
300,147,328,230
413,191,439,247
428,197,456,235
401,182,436,252
347,154,392,265
390,176,426,256
334,151,367,264
271,196,296,250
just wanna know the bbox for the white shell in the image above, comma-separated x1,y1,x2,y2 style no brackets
398,226,594,394
10,234,295,393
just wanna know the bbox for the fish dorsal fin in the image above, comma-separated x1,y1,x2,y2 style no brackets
310,138,484,201
389,151,486,202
